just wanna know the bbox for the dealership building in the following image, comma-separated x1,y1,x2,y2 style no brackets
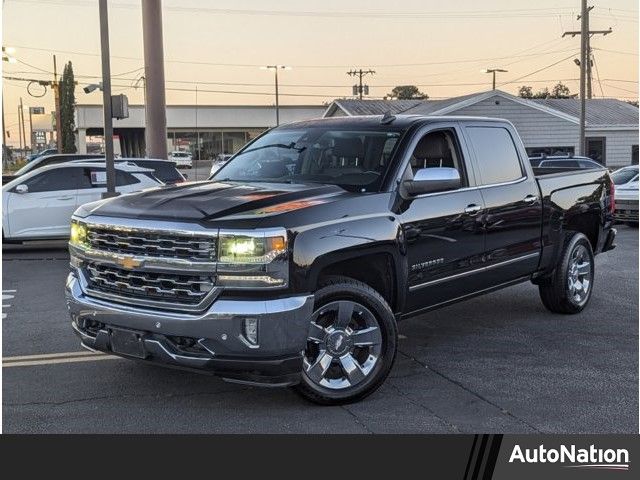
75,91,638,167
74,104,326,158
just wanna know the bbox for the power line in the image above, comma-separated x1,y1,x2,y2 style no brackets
7,1,582,19
7,44,584,69
498,52,578,87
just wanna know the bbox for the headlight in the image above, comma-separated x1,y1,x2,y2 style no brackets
217,229,288,288
69,221,89,248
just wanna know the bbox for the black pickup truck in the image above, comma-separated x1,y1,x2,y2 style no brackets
66,115,616,404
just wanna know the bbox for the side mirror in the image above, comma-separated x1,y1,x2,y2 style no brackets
15,184,28,194
402,167,461,197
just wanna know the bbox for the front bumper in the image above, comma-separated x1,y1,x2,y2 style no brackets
66,272,314,386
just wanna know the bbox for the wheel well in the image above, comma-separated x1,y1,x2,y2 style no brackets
565,213,599,251
317,253,397,310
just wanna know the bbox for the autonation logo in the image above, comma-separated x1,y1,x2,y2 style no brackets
509,444,630,471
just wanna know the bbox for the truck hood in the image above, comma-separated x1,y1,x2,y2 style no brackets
81,180,353,223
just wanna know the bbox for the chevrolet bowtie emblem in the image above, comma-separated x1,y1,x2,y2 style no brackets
117,256,141,270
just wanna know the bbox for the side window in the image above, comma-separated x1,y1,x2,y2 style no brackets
407,129,467,187
22,168,84,192
578,160,598,169
545,160,579,168
467,126,524,185
116,170,140,186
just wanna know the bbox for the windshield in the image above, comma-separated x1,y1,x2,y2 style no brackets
211,127,404,191
612,168,638,185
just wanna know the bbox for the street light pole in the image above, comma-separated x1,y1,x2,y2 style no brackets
261,65,290,126
98,0,116,197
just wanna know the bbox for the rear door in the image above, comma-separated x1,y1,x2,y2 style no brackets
398,123,487,313
462,122,542,283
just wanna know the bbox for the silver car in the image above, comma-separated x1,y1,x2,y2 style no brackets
612,165,639,225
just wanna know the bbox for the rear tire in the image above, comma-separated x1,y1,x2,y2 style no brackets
539,231,595,314
294,276,397,405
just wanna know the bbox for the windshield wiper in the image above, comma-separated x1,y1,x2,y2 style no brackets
238,142,306,156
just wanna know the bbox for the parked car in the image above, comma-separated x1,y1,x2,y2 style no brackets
169,151,193,169
27,148,58,162
3,153,105,184
69,158,186,185
529,155,603,170
66,116,615,405
209,154,233,176
611,165,638,226
3,161,162,242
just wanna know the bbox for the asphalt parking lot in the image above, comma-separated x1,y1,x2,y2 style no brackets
2,227,638,433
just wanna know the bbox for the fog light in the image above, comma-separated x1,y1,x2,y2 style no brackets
243,318,259,345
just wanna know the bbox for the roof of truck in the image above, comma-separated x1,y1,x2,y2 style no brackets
279,114,507,130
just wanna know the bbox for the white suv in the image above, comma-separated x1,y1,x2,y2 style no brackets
2,162,162,241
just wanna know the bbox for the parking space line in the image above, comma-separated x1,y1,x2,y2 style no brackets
3,350,120,368
2,290,16,319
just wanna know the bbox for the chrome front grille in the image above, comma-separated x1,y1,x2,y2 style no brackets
84,263,216,307
86,226,217,261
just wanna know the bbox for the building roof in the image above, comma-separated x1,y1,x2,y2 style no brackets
328,99,424,116
325,90,638,128
532,98,639,126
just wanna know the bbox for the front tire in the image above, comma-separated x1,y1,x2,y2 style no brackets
539,231,595,314
294,276,397,405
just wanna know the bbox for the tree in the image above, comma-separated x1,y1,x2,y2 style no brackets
550,82,571,98
386,85,428,100
518,82,572,99
59,61,77,153
518,86,534,98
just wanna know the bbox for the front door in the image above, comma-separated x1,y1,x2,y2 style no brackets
7,167,82,239
399,125,487,313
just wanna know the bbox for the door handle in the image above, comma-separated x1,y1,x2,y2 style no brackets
464,204,482,215
56,196,74,201
523,195,539,204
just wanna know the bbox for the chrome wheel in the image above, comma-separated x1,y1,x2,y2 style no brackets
303,300,383,390
567,244,592,304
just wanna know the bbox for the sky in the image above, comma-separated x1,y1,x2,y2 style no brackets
1,0,638,147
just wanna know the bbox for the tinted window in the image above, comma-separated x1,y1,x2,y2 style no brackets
467,127,523,185
116,170,140,186
22,167,86,192
544,160,580,168
135,160,182,182
578,160,601,169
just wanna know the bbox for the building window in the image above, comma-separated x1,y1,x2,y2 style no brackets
632,145,639,165
586,137,606,165
525,146,575,157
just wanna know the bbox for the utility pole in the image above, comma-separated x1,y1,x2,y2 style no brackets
53,55,62,153
562,2,611,155
19,97,27,151
17,104,23,152
98,0,116,197
483,68,508,90
347,69,375,100
142,0,168,159
2,97,6,147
